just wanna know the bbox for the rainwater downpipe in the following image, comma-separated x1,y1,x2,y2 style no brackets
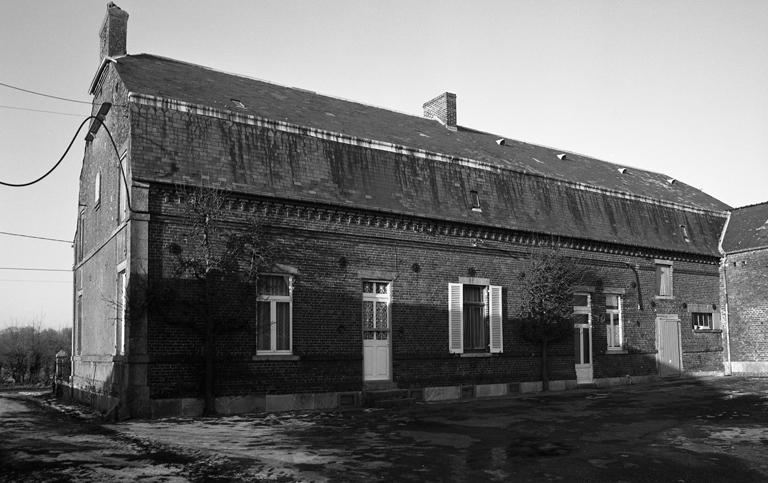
718,212,733,376
624,263,644,311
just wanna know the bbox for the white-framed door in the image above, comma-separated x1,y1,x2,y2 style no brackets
573,292,593,384
363,281,391,381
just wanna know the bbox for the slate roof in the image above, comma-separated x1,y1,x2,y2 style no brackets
107,54,731,257
113,54,729,213
722,202,768,253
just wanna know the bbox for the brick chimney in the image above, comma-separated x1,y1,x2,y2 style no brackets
99,2,128,62
423,92,457,131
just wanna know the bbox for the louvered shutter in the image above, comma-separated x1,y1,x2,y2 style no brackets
713,307,721,330
448,283,463,354
489,285,503,353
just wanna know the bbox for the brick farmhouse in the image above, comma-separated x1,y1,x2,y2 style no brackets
67,5,766,418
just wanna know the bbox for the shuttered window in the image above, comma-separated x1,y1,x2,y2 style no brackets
448,283,503,354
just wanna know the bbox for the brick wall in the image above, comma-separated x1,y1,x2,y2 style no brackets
724,248,768,363
141,185,724,399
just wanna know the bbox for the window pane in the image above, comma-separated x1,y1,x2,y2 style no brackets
276,302,290,351
463,285,483,303
659,266,672,296
573,293,589,307
606,294,619,310
464,305,486,350
257,301,271,350
376,302,388,329
363,301,374,329
573,314,589,325
582,329,591,363
376,283,388,294
363,282,374,293
259,276,288,296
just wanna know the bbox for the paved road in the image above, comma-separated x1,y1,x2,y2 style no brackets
2,377,768,481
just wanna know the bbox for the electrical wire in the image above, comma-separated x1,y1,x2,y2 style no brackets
0,115,133,214
0,231,72,244
0,80,92,105
0,104,86,118
0,116,92,187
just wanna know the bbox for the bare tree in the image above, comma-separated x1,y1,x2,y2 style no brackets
516,249,586,391
166,185,274,415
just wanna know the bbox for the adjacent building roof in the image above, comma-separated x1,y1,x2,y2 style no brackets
722,202,768,253
113,54,729,213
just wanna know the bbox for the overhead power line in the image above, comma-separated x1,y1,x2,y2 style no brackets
0,114,134,213
0,116,91,187
0,231,72,244
0,80,92,105
0,104,86,118
0,267,71,272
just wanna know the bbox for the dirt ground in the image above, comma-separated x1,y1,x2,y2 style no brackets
2,376,768,482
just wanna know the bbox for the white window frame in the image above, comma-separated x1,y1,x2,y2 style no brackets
362,281,391,340
655,260,673,298
688,303,719,331
692,312,713,330
256,274,293,355
606,294,623,351
94,171,101,207
115,264,127,355
117,152,128,223
448,280,502,355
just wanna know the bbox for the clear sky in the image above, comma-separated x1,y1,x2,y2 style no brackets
1,0,767,330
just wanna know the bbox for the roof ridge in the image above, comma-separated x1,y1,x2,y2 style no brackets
127,53,423,119
732,200,768,211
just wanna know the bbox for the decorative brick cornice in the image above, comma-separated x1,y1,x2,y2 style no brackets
153,184,721,265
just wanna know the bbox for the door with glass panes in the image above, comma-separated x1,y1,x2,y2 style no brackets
573,292,593,384
362,281,391,381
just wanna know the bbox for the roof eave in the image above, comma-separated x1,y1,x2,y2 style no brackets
88,56,121,95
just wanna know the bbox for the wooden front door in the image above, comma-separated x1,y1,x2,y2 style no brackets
656,315,682,376
363,281,391,381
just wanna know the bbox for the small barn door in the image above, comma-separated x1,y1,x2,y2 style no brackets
656,315,682,376
363,281,391,381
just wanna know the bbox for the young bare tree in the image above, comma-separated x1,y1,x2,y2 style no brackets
516,249,586,391
166,185,273,415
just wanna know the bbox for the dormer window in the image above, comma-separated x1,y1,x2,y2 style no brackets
470,190,481,212
231,99,246,109
680,225,690,243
